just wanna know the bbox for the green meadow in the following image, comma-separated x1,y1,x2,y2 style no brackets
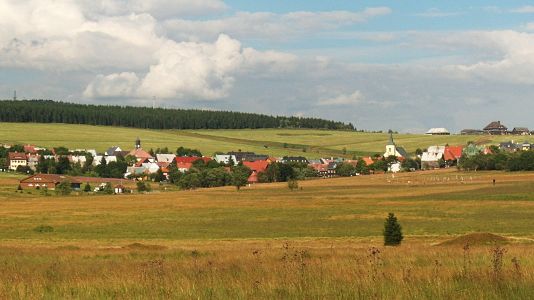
0,122,523,157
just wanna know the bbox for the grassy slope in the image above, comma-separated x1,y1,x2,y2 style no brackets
1,170,534,242
0,122,525,157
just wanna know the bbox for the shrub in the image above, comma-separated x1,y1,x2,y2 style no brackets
33,225,54,233
55,181,72,196
383,213,403,246
288,179,299,191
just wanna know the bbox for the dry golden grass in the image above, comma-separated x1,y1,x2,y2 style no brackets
0,170,534,298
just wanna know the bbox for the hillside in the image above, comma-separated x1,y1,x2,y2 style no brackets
0,123,522,157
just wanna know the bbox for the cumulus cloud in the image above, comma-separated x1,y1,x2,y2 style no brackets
317,91,365,106
164,7,392,40
86,34,297,100
83,72,140,98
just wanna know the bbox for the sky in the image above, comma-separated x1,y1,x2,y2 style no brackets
1,1,534,133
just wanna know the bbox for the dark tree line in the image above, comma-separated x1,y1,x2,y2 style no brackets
0,100,355,130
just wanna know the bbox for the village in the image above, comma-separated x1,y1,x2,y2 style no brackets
1,121,533,194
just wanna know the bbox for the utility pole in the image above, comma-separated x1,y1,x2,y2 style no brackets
13,90,17,101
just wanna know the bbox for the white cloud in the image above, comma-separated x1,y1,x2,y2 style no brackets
318,91,364,106
510,6,534,13
164,7,392,40
83,72,140,98
86,34,297,100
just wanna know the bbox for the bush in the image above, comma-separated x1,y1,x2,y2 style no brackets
383,213,403,246
33,225,54,233
137,181,152,192
55,181,72,196
288,179,299,191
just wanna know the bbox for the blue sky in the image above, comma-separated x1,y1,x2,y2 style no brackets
1,1,534,132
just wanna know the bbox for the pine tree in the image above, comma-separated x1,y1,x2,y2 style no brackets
383,213,403,246
83,183,92,192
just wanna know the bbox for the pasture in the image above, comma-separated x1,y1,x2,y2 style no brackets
0,170,533,298
0,122,522,158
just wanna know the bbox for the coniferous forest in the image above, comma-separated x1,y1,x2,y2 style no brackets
0,100,354,130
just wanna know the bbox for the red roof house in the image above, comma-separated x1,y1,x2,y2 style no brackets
444,146,464,161
243,160,269,173
175,156,212,164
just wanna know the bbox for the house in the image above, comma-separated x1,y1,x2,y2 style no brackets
105,146,122,156
421,146,445,169
512,127,530,135
23,144,38,154
227,152,269,162
247,172,259,184
383,131,408,159
461,129,484,135
70,155,87,165
177,162,193,173
361,157,375,166
499,141,520,153
521,141,532,151
156,154,176,163
444,146,464,166
175,156,212,164
128,148,154,161
426,128,450,135
125,166,148,178
27,154,40,171
243,160,270,173
281,156,309,164
141,162,160,174
8,152,28,171
483,121,508,135
93,155,117,166
310,163,336,177
214,154,237,165
19,174,75,190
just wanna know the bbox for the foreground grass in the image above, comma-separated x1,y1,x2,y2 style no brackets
0,240,533,299
0,122,523,157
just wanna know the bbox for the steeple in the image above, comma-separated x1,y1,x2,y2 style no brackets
387,130,395,146
135,137,141,149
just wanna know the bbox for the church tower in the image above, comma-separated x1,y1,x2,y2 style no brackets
135,137,141,149
384,130,397,157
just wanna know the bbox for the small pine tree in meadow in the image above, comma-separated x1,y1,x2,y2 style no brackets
383,213,403,246
83,183,92,192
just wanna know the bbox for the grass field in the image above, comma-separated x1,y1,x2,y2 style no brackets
0,122,525,158
0,170,534,298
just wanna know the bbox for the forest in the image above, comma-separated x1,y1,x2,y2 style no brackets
0,100,355,130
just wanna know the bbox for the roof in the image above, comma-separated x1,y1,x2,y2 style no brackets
175,156,211,164
310,163,328,172
396,147,408,158
20,174,73,184
444,146,463,161
243,160,269,173
177,162,193,170
128,148,153,159
23,145,37,153
362,157,374,166
105,146,122,156
156,154,176,163
484,121,507,131
512,127,530,132
8,152,27,160
426,128,450,134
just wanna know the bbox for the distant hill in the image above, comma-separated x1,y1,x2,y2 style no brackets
0,100,354,130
